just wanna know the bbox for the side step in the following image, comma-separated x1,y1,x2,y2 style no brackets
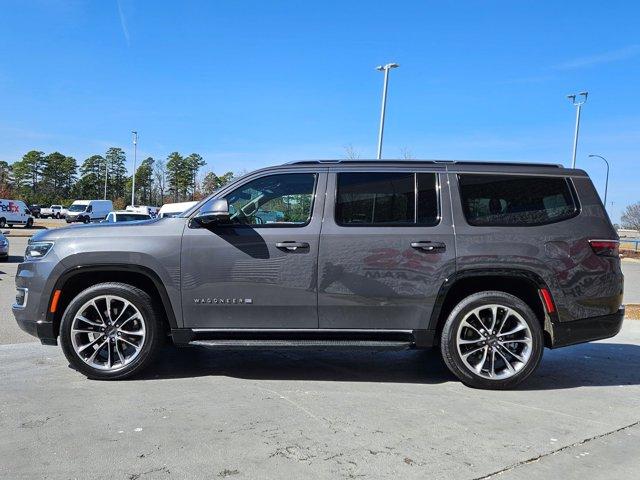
189,339,414,351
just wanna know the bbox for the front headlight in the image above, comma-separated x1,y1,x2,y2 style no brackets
25,241,54,260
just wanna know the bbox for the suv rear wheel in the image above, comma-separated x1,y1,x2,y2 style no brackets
440,291,544,389
60,282,163,380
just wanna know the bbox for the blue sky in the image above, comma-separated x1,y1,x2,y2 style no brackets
0,1,638,221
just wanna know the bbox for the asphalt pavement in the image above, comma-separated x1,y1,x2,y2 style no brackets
622,260,640,303
1,323,640,479
0,236,29,344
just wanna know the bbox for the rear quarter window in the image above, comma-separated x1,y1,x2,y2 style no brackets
458,174,578,226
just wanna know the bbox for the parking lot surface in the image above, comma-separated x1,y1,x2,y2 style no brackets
622,260,640,303
1,234,640,479
0,324,639,479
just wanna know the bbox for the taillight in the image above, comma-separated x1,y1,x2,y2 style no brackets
588,239,619,257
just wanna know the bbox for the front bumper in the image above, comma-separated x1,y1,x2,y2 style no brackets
14,316,57,345
12,256,65,346
549,306,625,348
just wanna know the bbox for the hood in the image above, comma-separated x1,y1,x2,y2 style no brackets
31,217,183,242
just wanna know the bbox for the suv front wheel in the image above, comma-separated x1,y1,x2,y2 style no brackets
60,282,163,380
440,291,544,389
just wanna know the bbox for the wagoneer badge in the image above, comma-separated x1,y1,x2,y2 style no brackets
193,298,253,304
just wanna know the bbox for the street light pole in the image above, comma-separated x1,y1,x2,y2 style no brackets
104,157,108,200
131,131,138,206
567,92,588,168
376,63,399,160
588,154,610,207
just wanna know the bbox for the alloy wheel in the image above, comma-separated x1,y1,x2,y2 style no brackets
70,295,146,371
455,304,532,380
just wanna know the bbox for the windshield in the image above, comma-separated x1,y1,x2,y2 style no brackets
68,204,87,212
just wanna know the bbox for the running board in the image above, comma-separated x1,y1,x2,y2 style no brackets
189,339,414,351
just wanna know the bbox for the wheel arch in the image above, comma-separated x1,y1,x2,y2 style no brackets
429,269,557,347
47,264,178,338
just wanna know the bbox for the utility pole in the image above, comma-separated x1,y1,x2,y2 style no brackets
103,157,108,200
131,131,138,206
588,154,610,207
567,92,588,168
376,63,399,159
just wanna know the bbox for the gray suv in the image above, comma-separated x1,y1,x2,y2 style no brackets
13,160,624,389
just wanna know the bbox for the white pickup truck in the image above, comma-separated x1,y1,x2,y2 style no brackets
40,204,66,219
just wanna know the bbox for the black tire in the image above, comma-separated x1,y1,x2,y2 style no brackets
440,291,544,390
59,282,164,380
25,218,33,228
83,216,90,224
0,218,5,228
55,213,60,219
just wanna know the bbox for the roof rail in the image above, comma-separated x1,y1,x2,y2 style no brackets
284,159,563,168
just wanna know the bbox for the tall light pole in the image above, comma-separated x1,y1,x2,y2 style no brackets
131,131,138,206
103,156,108,200
376,63,399,160
567,91,588,168
588,154,610,207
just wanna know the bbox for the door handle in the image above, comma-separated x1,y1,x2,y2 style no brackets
411,241,446,253
275,241,310,251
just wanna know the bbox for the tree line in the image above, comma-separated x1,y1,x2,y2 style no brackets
0,149,235,209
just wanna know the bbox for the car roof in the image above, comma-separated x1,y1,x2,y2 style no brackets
276,159,587,177
113,210,150,215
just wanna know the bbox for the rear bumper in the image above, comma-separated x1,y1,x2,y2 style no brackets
549,307,625,348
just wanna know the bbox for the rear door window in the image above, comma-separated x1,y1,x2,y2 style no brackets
335,172,439,226
458,174,578,226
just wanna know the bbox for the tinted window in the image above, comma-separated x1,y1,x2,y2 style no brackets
116,214,151,222
458,174,577,226
336,172,439,226
222,173,316,226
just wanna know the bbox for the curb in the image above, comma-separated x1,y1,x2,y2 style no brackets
5,230,41,238
626,304,640,320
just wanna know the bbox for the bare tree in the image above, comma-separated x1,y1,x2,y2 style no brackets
343,144,360,160
621,202,640,231
400,147,413,160
153,160,166,205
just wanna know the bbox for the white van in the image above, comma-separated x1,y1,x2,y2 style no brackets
126,205,160,217
158,201,198,218
65,200,113,224
0,199,34,228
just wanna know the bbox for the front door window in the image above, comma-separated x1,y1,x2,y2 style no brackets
223,173,316,226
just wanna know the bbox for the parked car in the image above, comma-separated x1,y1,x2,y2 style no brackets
65,200,113,224
40,204,66,219
103,211,152,223
157,201,198,218
12,160,623,389
0,199,34,228
126,205,160,217
0,229,9,261
29,204,42,218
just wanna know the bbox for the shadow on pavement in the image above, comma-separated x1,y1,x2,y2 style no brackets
138,347,453,384
521,341,640,390
134,341,640,389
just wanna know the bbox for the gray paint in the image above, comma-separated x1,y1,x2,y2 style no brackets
13,160,622,343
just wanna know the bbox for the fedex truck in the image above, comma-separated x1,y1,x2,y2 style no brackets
0,199,34,228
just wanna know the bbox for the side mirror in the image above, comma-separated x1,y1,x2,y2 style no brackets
193,199,231,227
